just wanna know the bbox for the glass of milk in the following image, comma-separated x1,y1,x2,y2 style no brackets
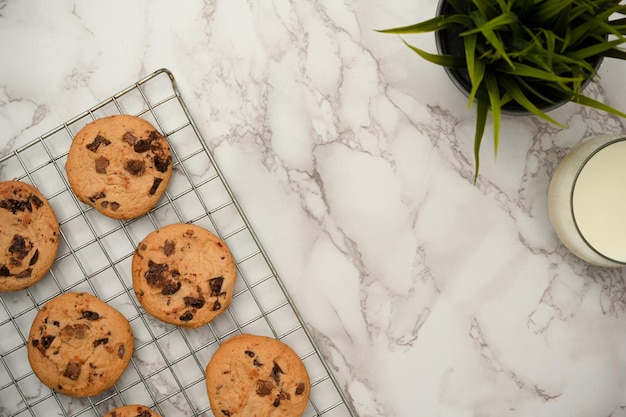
548,135,626,267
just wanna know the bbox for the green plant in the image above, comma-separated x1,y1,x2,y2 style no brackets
380,0,626,180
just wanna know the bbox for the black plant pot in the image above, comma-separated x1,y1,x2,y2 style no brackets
433,0,604,115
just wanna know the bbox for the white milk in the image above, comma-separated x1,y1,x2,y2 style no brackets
548,135,626,267
573,140,626,262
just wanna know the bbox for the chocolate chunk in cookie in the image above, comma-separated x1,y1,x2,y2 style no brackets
102,405,164,417
123,131,137,145
95,156,110,174
81,310,100,320
154,155,171,173
149,177,163,196
0,181,60,292
134,139,151,153
27,292,134,397
205,334,310,417
132,223,236,328
163,240,175,256
86,135,111,152
209,276,224,296
125,159,146,176
66,115,172,220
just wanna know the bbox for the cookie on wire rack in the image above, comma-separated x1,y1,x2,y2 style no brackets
65,114,172,220
27,292,134,397
102,404,164,417
205,334,311,417
0,180,60,292
132,223,237,329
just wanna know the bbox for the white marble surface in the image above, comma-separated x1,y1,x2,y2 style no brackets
2,1,626,416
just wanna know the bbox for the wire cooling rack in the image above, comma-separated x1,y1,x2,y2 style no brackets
0,68,356,417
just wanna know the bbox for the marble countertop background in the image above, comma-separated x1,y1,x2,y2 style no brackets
2,1,626,416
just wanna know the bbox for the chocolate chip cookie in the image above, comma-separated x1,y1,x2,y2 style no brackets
27,292,134,397
0,180,60,292
65,115,172,220
205,334,311,417
132,223,237,329
102,405,163,417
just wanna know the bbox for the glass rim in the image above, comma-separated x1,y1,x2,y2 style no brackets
570,136,626,265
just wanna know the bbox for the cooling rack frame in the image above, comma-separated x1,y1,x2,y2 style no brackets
0,68,357,417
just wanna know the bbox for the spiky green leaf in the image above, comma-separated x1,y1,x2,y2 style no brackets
565,92,626,118
465,34,487,107
484,74,501,157
532,0,574,23
400,39,466,68
376,17,445,34
463,11,516,67
491,61,582,83
473,95,489,183
498,76,567,128
470,0,499,19
378,0,626,179
567,38,626,60
602,47,626,60
462,11,518,35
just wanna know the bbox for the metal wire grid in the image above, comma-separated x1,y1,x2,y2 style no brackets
0,68,356,417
